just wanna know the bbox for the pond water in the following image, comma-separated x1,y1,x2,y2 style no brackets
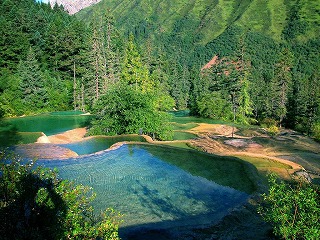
59,135,147,155
4,111,91,136
6,111,254,237
38,144,252,237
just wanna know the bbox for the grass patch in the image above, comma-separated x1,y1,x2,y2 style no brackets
236,126,264,137
158,142,192,149
236,155,292,170
172,122,198,131
235,155,292,180
173,131,198,140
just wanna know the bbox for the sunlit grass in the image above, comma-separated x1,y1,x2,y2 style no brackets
158,142,192,149
172,122,198,131
173,131,198,140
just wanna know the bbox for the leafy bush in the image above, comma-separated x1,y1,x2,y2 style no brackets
266,125,280,136
260,118,278,128
89,85,173,140
196,92,232,120
311,122,320,142
259,174,320,240
0,151,121,240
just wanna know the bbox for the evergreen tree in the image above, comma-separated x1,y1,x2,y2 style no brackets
270,48,294,126
121,34,152,92
294,73,320,134
82,11,122,110
17,47,47,111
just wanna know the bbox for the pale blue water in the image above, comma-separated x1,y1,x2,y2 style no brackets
39,144,249,233
58,135,146,155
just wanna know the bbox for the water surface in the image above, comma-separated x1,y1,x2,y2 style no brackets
39,144,250,234
4,111,91,135
59,135,146,155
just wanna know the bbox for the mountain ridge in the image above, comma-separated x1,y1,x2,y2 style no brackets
48,0,101,15
77,0,320,44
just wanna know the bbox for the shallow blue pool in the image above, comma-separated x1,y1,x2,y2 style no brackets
38,144,249,233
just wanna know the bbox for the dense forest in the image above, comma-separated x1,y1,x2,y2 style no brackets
0,0,319,140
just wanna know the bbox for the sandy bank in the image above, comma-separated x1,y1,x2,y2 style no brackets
36,128,87,144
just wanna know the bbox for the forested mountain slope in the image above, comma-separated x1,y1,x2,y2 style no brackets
0,0,319,140
78,0,320,44
78,0,320,138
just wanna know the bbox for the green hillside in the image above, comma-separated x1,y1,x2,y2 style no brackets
78,0,320,44
77,0,320,139
1,0,319,141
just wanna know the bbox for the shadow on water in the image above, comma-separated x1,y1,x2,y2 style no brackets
0,114,22,147
129,179,189,219
139,144,258,194
119,211,232,240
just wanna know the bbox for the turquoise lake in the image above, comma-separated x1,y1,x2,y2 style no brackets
4,111,254,237
4,111,92,135
38,144,251,237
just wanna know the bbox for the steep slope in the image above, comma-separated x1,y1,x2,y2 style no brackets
78,0,320,44
48,0,101,15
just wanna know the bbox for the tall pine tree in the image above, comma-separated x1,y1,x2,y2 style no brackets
18,47,47,111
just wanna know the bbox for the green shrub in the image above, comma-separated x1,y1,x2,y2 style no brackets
267,125,280,136
259,174,320,240
260,118,278,128
311,122,320,142
0,151,121,240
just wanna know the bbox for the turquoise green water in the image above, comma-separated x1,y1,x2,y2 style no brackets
173,131,197,140
8,111,253,236
59,135,146,155
4,111,92,135
39,144,250,234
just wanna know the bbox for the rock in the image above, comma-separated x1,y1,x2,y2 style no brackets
15,144,78,159
48,0,101,15
36,133,51,143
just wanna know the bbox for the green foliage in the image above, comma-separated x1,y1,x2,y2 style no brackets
269,48,294,125
121,34,152,92
17,47,48,112
79,0,320,45
266,125,280,136
260,118,278,128
196,91,232,120
311,122,320,142
0,0,319,138
88,85,173,140
259,173,320,240
0,151,121,240
0,0,89,116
